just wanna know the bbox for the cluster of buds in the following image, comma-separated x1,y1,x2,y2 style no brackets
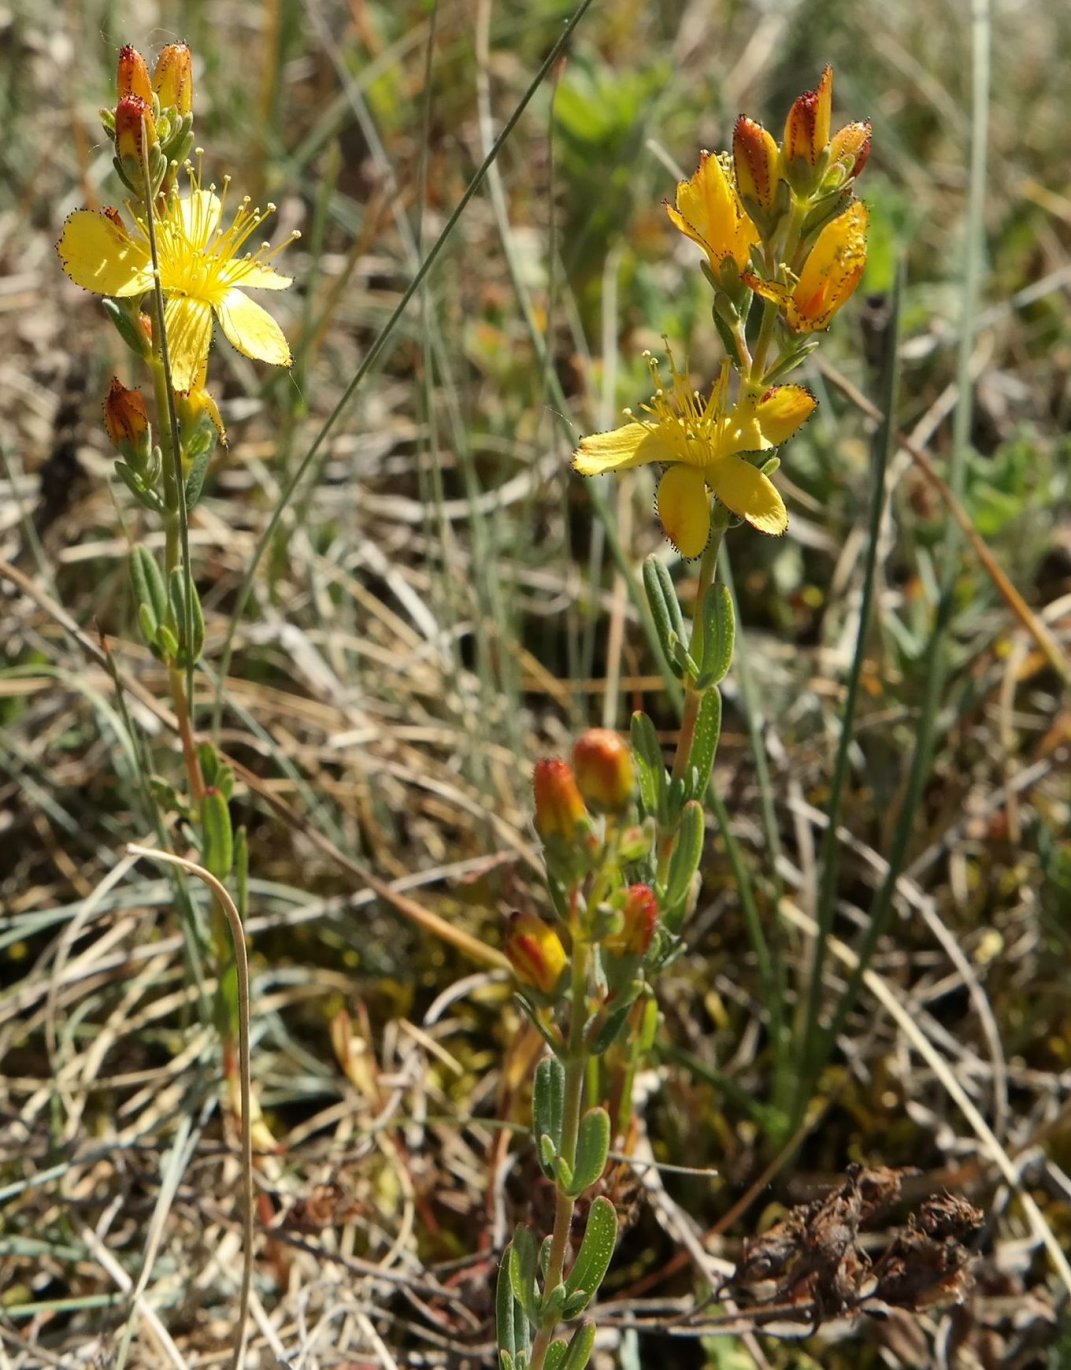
668,67,870,359
507,729,661,1012
104,44,194,197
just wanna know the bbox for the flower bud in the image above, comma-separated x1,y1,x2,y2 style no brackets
733,115,782,217
604,884,658,957
504,911,568,997
114,94,157,169
152,43,194,116
117,45,152,103
572,729,635,814
783,66,833,169
533,759,589,841
828,120,872,184
103,377,151,459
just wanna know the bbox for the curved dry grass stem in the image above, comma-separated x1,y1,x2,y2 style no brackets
125,844,254,1370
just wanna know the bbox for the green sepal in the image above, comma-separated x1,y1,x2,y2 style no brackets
663,800,705,931
556,1320,596,1370
695,584,735,689
533,1057,565,1178
629,711,666,823
642,555,686,679
169,567,204,667
567,1107,610,1197
563,1195,617,1312
508,1225,540,1324
760,338,820,386
115,461,164,513
683,688,722,801
201,785,234,880
102,297,151,359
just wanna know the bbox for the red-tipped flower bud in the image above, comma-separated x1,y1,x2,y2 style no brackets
103,377,150,457
572,729,635,814
533,759,589,841
605,884,658,957
733,115,782,215
504,911,568,996
114,94,157,167
152,43,194,116
117,46,152,103
783,66,833,172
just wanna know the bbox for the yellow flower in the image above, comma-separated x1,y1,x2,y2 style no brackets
747,201,869,333
665,151,759,281
504,912,568,998
574,355,816,556
57,169,294,391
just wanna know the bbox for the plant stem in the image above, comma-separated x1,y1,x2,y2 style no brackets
528,938,589,1370
671,507,728,783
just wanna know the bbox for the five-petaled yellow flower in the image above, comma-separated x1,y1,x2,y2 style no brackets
58,173,293,391
665,151,759,283
747,201,869,333
573,355,816,557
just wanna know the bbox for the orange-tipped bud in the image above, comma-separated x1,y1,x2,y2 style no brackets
504,911,568,996
103,377,150,455
114,95,157,166
829,120,872,184
152,43,194,116
572,729,635,814
733,115,782,216
533,759,589,841
605,884,658,957
783,66,833,172
117,46,152,103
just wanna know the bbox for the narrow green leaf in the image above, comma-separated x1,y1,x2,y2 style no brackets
559,1320,596,1370
563,1196,617,1312
539,1282,567,1325
696,584,735,688
544,1339,569,1370
184,447,213,509
509,1225,539,1323
201,785,234,880
153,622,179,662
642,555,685,677
551,1154,575,1192
129,545,167,628
629,711,666,822
685,688,722,801
585,985,641,1057
497,1245,518,1359
663,800,705,932
568,1107,610,1196
533,1057,565,1156
115,461,164,513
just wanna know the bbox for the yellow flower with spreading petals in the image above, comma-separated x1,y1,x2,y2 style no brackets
747,201,869,334
57,170,294,391
573,356,816,557
665,151,760,282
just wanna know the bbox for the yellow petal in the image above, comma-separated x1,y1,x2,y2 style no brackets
164,296,214,391
573,421,655,476
216,289,292,368
707,456,787,535
57,210,152,297
789,201,869,332
753,385,817,445
656,464,711,558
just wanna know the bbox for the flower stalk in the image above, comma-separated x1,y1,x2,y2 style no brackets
499,67,871,1370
